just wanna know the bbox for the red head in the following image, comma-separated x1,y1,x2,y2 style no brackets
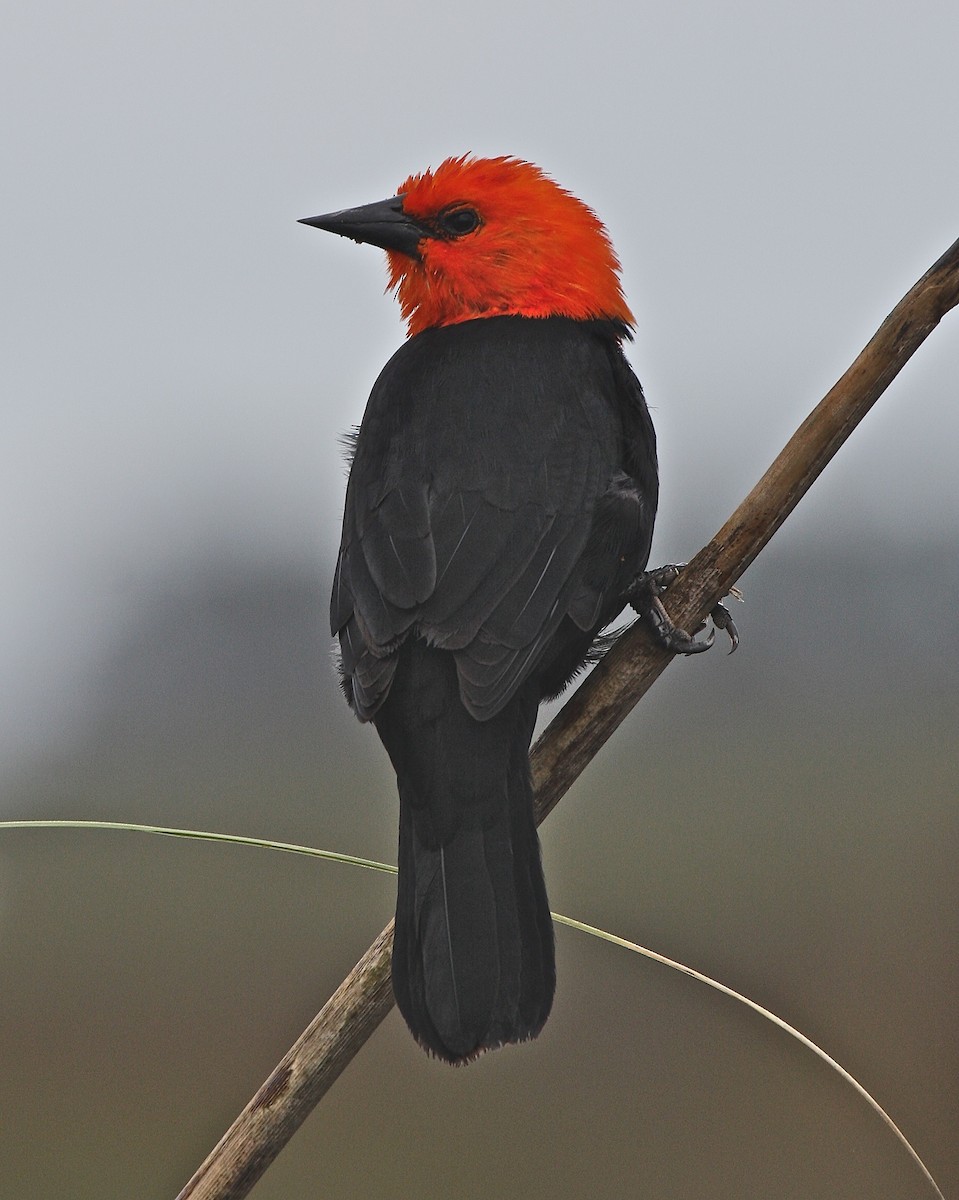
302,155,634,337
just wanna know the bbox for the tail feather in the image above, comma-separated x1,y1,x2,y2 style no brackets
375,640,555,1063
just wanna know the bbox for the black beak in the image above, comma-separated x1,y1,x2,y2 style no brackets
298,194,426,258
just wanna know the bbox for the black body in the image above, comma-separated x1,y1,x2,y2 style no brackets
332,314,658,1061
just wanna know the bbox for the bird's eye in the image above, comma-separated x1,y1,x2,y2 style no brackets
438,207,481,237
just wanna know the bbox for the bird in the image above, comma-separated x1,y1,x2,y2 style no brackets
300,155,719,1063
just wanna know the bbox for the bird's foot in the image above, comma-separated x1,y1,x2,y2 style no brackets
628,564,741,655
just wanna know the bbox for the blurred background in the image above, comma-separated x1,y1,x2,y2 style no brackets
2,2,957,1197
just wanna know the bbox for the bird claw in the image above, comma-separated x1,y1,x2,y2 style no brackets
709,600,740,654
628,564,742,655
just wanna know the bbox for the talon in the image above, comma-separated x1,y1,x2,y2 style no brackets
710,602,740,654
655,621,714,655
672,625,715,655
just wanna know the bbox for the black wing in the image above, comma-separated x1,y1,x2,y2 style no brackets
332,316,656,721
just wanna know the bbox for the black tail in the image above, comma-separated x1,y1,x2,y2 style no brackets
373,641,555,1063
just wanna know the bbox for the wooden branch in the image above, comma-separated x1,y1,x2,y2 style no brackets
177,922,395,1200
175,235,959,1200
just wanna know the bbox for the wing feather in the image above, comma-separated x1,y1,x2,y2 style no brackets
331,318,654,721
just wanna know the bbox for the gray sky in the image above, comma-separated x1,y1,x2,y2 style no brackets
2,0,958,763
